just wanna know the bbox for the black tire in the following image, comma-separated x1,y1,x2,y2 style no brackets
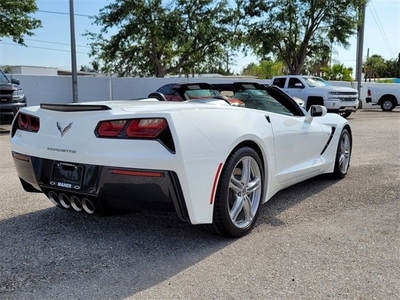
332,128,352,179
380,97,396,111
206,147,264,237
339,111,352,118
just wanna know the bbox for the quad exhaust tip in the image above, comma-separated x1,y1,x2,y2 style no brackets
59,193,70,209
47,192,95,214
48,191,61,207
82,198,95,214
70,196,82,212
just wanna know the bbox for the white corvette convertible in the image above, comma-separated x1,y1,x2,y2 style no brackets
10,82,352,237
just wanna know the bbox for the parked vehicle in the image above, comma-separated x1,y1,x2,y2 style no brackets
365,84,400,111
153,82,244,106
271,75,359,118
0,69,27,118
11,83,352,237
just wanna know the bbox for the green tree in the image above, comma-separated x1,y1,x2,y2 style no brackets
80,61,101,73
86,0,240,77
195,53,235,76
363,54,386,81
0,0,42,45
321,64,353,81
243,0,366,75
2,65,12,74
302,43,338,76
242,60,284,78
380,58,398,78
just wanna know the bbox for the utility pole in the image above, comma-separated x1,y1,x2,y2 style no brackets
355,0,366,108
69,0,78,103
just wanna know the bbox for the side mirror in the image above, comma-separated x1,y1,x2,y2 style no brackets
294,82,304,88
306,105,327,123
309,105,327,117
11,78,20,85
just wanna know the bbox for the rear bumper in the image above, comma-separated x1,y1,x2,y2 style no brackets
12,152,189,221
365,97,379,105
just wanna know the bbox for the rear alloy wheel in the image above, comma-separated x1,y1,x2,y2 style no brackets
333,128,352,178
380,98,395,111
209,147,264,237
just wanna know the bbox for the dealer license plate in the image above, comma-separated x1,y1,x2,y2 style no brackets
50,162,84,190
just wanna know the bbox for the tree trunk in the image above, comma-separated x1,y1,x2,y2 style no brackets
155,66,166,78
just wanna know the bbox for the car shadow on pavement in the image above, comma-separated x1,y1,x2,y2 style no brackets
0,204,231,299
0,174,340,299
1,114,344,299
257,175,339,228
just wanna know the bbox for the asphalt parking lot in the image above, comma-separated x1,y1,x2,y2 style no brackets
0,109,399,300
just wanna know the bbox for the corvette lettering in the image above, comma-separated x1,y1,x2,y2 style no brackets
47,147,77,153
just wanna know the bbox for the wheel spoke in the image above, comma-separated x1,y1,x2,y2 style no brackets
230,195,244,221
229,176,243,194
246,177,261,193
339,153,345,165
242,195,254,222
241,157,251,185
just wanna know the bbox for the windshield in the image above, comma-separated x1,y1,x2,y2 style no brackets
303,77,330,87
0,70,10,84
233,88,293,116
185,89,220,99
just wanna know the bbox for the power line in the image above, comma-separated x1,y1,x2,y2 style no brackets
368,1,395,57
38,9,92,18
0,42,88,55
23,38,91,49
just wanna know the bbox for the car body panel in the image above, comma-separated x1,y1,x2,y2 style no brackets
10,85,350,226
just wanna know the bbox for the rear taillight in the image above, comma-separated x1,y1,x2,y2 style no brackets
97,120,127,137
95,118,174,153
16,113,40,133
367,89,371,97
96,118,167,138
126,119,167,138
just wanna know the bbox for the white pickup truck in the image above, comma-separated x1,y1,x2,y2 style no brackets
365,84,400,111
271,75,359,118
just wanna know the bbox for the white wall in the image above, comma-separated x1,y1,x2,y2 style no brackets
13,74,382,109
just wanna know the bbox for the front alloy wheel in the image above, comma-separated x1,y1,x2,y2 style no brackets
333,128,352,178
208,147,264,237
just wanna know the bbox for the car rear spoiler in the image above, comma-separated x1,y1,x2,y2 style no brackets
40,103,111,112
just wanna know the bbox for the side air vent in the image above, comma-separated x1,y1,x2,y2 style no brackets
320,127,336,155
